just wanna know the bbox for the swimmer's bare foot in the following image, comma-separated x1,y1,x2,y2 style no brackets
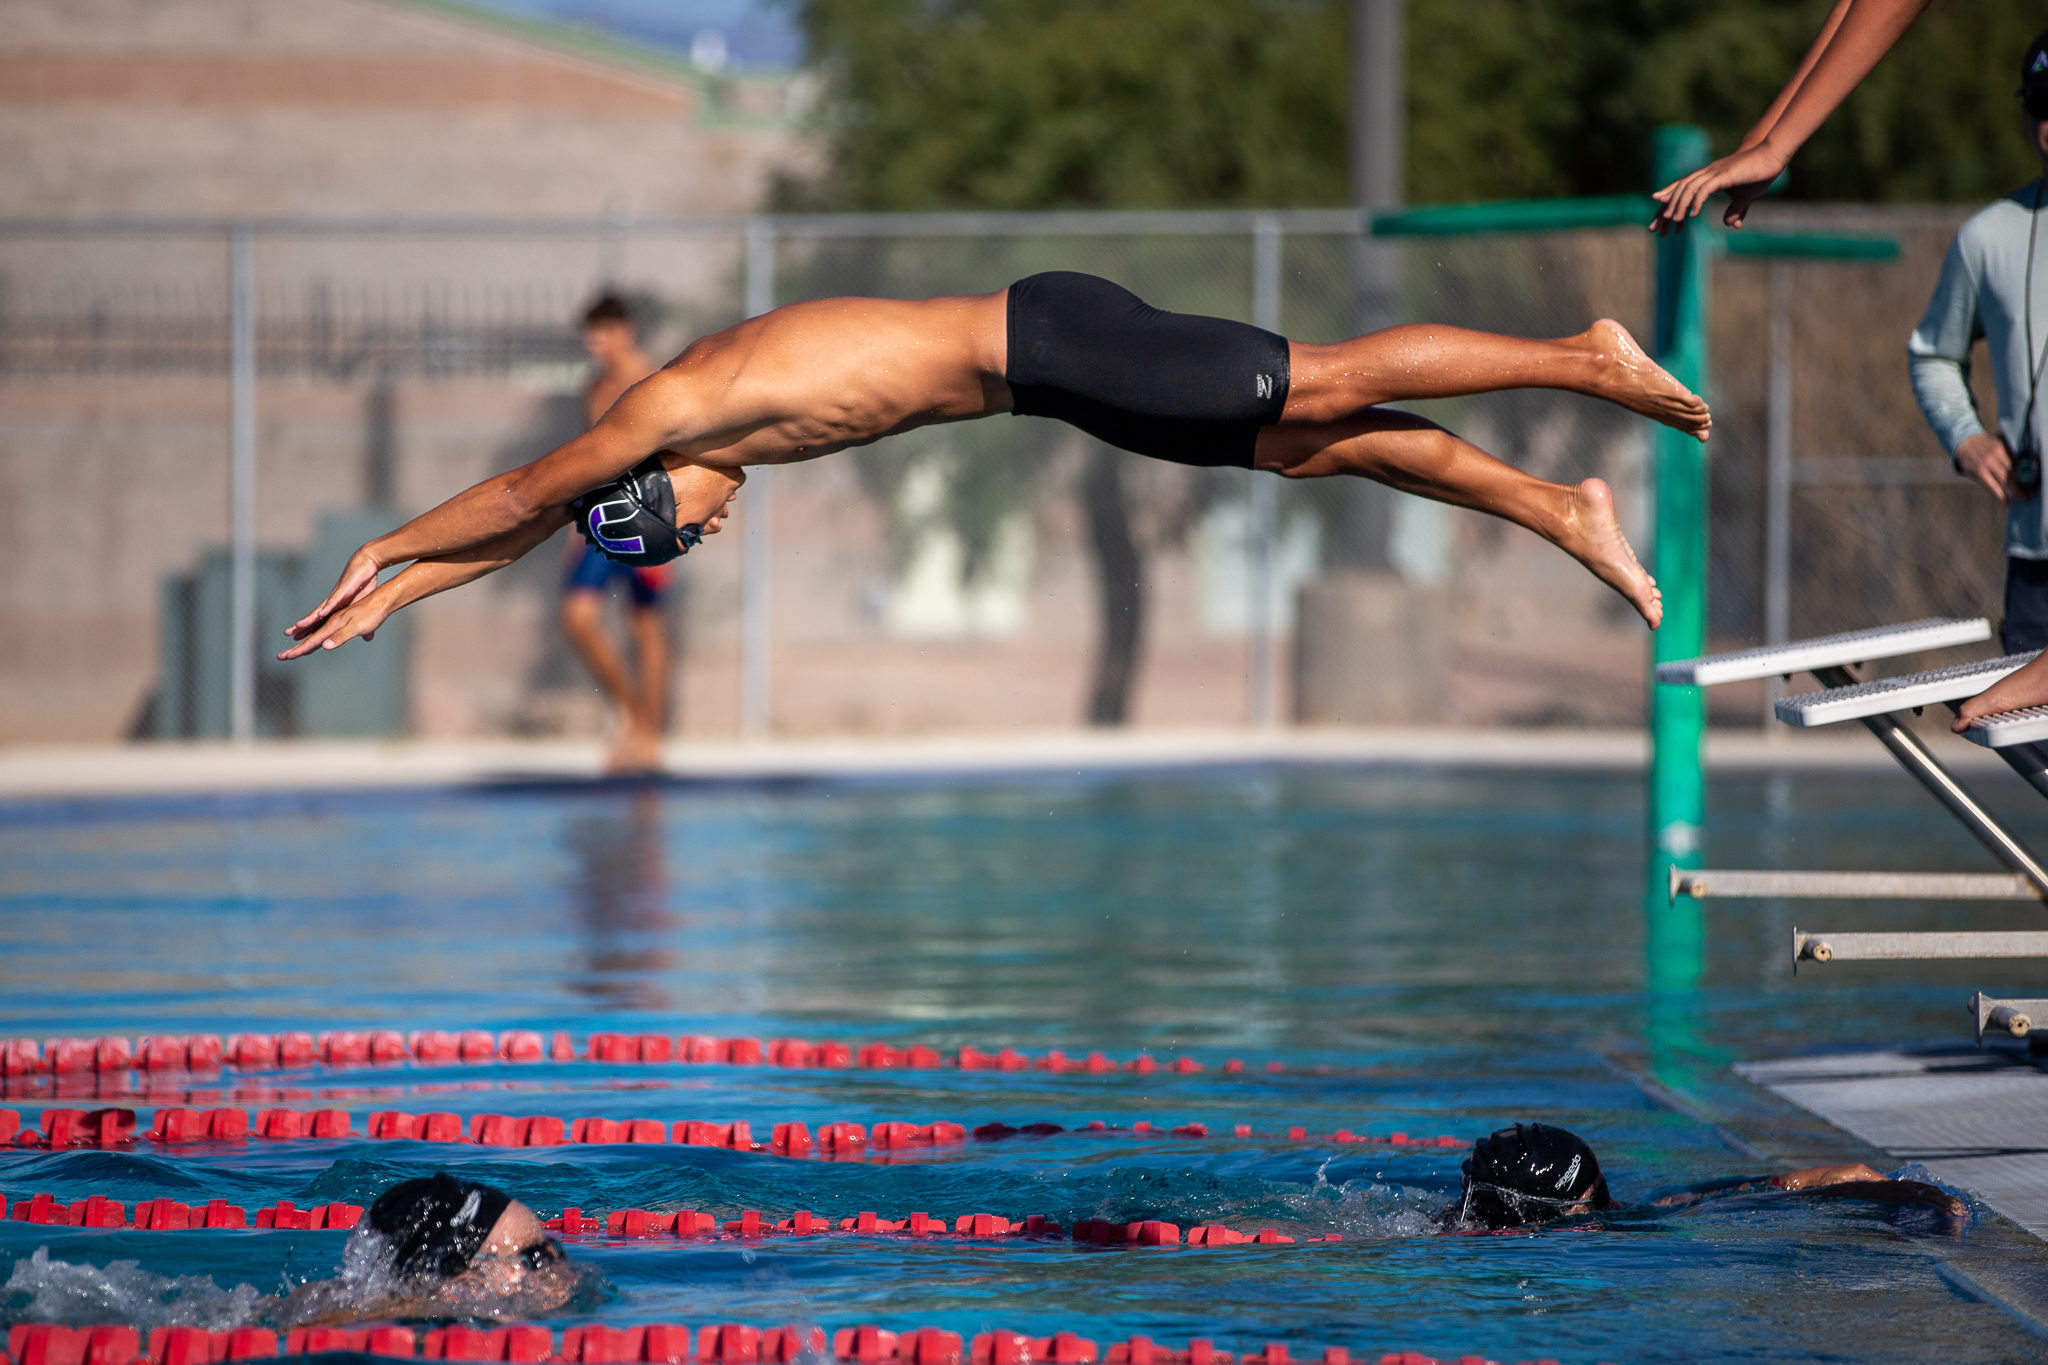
1953,652,2048,731
605,725,663,776
1573,319,1712,443
1552,477,1662,629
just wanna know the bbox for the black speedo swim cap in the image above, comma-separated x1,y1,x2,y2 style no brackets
1459,1123,1610,1229
570,456,702,567
365,1173,513,1281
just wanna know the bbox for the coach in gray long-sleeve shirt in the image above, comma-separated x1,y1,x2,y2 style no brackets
1909,30,2048,651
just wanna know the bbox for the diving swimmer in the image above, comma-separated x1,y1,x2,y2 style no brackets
1450,1122,1967,1230
280,271,1712,663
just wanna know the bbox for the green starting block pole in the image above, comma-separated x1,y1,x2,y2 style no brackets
1647,126,1713,994
1371,139,1897,1001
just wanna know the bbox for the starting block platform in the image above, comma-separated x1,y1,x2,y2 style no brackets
1964,705,2048,750
1654,617,1991,687
1658,619,2048,1007
1775,652,2040,728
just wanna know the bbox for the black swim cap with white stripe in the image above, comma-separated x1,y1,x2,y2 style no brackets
1460,1123,1610,1228
365,1173,513,1280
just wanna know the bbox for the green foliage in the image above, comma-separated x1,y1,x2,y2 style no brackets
789,0,2047,210
789,0,1350,209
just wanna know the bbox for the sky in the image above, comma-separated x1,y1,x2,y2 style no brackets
463,0,805,71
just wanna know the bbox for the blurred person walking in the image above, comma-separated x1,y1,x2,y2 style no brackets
560,295,669,773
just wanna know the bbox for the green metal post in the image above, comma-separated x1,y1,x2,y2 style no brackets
1647,126,1710,993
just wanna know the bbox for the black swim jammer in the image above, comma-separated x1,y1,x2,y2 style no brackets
1005,272,1290,468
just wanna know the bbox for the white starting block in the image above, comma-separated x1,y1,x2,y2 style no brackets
1655,617,1991,686
1972,991,2048,1041
1962,704,2048,750
1658,621,2048,1003
1775,652,2040,727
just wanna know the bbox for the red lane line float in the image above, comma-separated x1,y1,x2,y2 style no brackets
0,1033,1283,1080
1,1189,1335,1248
0,1322,1600,1365
0,1108,1464,1156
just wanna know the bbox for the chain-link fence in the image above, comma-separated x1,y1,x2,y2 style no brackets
0,205,1988,745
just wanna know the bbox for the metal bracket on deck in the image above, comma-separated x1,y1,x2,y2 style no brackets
1972,990,2048,1042
1795,929,2048,967
1675,867,2042,901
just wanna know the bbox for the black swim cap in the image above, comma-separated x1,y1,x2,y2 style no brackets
1459,1123,1610,1229
570,457,701,567
365,1173,514,1281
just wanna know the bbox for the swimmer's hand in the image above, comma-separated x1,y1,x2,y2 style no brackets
1954,651,2048,732
285,545,386,645
277,579,397,659
1774,1165,1967,1219
278,514,567,662
1649,143,1786,235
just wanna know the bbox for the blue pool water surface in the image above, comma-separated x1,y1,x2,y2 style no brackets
4,766,2048,1364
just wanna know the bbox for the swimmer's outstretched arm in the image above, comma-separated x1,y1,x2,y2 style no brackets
1650,1162,1966,1217
277,509,570,660
1650,0,1930,233
286,370,696,644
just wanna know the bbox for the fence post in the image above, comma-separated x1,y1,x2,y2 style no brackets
229,222,257,743
1249,214,1283,727
1763,259,1793,733
741,217,776,739
1646,127,1711,993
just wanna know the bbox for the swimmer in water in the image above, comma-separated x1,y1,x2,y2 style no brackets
279,1174,583,1325
1448,1122,1967,1230
280,273,1712,666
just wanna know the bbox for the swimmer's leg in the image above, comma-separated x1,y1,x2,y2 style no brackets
1256,410,1662,629
1283,322,1711,443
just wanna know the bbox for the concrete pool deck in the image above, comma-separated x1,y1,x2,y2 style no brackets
0,725,2014,801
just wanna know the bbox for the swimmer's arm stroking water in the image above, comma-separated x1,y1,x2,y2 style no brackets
285,369,703,647
1650,0,1931,233
1650,1162,1966,1218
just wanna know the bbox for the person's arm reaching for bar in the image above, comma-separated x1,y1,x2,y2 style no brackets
1650,0,1932,233
278,508,572,660
285,369,696,644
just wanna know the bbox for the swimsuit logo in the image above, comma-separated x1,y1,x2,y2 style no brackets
1256,374,1275,401
587,497,647,555
1555,1154,1582,1192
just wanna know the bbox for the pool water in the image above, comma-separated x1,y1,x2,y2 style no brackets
4,766,2048,1364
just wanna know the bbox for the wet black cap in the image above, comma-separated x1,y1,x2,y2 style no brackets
2022,30,2048,118
365,1173,514,1281
571,456,695,568
1459,1123,1611,1229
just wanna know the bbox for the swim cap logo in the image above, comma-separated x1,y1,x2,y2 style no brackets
454,1190,482,1225
2034,51,2048,74
1555,1154,1582,1192
586,497,647,556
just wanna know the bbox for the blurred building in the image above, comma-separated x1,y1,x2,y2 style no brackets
0,0,806,217
0,0,811,743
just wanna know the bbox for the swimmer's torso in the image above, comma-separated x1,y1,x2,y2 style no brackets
645,291,1012,468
